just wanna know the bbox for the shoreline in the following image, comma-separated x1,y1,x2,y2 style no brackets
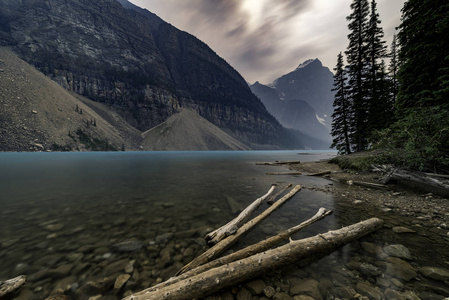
290,158,449,229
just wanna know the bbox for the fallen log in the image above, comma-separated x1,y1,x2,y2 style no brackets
176,185,302,275
384,168,449,197
267,183,292,205
348,180,388,189
130,208,333,295
425,172,449,179
307,170,332,176
266,172,302,175
205,185,276,245
123,218,383,300
256,161,301,165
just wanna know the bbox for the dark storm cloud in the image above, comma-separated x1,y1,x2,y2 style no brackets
130,0,405,83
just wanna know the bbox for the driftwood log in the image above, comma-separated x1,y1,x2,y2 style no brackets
123,218,383,300
266,172,303,175
131,208,333,295
0,275,27,299
384,168,449,197
267,183,292,205
205,185,276,245
347,180,388,189
176,185,302,275
256,161,301,165
307,170,332,176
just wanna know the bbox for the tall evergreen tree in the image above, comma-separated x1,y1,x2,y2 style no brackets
388,33,400,104
331,52,352,154
365,0,389,132
345,0,370,151
397,0,449,113
375,0,449,171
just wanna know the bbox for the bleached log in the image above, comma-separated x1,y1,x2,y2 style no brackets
132,208,332,295
205,185,276,245
266,172,302,175
256,161,301,165
0,275,27,299
267,183,292,205
123,218,383,300
307,170,332,176
176,185,302,275
349,180,388,189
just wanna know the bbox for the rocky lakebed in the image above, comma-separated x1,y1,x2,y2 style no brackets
1,157,449,300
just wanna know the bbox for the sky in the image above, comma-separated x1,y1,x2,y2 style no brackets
129,0,405,84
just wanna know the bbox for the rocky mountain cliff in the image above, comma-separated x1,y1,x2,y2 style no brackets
0,0,297,149
250,59,334,148
0,47,142,151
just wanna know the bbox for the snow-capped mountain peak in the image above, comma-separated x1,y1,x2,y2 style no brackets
295,59,318,70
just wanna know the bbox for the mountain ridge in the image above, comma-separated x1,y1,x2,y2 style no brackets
0,0,298,149
250,58,334,149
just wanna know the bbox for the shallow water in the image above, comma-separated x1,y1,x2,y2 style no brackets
1,151,448,299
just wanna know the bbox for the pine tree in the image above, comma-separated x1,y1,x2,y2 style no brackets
365,0,389,133
331,52,352,154
388,33,400,104
397,0,449,112
345,0,370,151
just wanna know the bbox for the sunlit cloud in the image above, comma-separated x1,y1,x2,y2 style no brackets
129,0,405,83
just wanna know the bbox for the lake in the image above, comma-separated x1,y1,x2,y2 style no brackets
1,150,448,300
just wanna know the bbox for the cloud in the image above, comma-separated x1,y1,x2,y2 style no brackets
129,0,404,83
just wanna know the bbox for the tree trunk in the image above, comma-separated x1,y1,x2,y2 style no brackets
123,218,383,300
385,168,449,197
256,161,301,165
307,170,332,176
266,172,302,175
176,185,302,275
132,208,332,294
267,183,292,205
205,185,276,245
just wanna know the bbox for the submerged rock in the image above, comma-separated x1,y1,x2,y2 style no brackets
392,226,417,234
356,282,383,300
384,244,413,260
419,266,449,281
110,241,143,253
385,257,417,282
290,279,322,300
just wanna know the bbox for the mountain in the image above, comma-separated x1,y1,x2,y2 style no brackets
0,0,298,150
141,109,250,151
250,59,334,148
0,47,142,151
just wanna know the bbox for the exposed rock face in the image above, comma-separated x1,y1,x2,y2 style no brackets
0,0,293,149
250,59,335,148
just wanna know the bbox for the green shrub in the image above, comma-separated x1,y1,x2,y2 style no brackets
373,106,449,172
